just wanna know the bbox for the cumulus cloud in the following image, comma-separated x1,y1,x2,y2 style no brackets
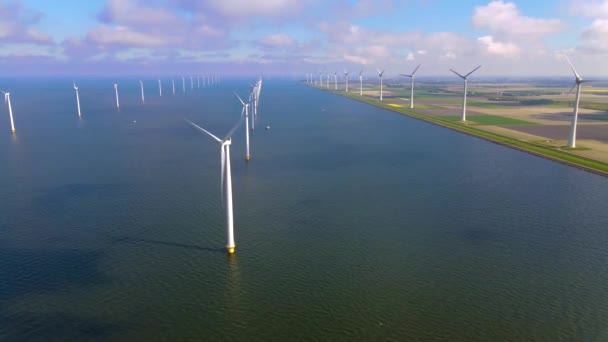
0,2,52,44
478,35,520,58
257,33,295,48
578,19,608,53
472,1,563,39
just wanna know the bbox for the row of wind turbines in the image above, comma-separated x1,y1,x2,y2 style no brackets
307,57,588,148
187,78,263,254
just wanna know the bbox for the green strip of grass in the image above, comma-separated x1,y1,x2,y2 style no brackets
442,115,537,126
322,87,608,176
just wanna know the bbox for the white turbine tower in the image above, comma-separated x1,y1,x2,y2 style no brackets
73,82,82,118
235,93,251,161
450,65,481,122
158,79,162,96
2,91,16,133
344,70,349,92
190,76,194,90
182,77,186,93
565,57,589,148
400,64,421,109
377,68,385,101
139,80,145,104
172,79,176,95
186,115,244,255
326,72,330,88
334,71,337,90
359,69,363,96
197,76,200,88
114,83,120,110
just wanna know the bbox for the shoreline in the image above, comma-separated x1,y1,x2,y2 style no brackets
314,86,608,178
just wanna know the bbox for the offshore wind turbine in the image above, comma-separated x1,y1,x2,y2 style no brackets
114,83,120,110
235,93,251,161
73,82,82,118
190,76,194,90
172,79,176,95
139,80,145,103
182,77,186,93
377,68,385,101
186,115,243,255
344,70,349,92
334,71,338,90
400,64,421,109
450,65,481,121
197,76,200,88
326,72,330,88
359,69,363,96
565,57,589,148
158,79,162,96
2,91,16,133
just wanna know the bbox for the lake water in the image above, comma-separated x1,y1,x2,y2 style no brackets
1,79,608,341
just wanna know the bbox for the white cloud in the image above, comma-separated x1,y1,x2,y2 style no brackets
87,25,169,47
472,1,563,39
578,19,608,53
478,35,520,58
257,33,295,48
406,52,415,61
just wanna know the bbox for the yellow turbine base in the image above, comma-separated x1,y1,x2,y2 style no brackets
227,246,236,254
246,156,251,161
11,129,16,133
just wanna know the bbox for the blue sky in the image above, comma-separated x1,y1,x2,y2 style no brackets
1,0,606,76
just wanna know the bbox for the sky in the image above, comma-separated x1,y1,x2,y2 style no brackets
0,0,607,77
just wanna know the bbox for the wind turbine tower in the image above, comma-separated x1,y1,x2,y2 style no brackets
400,64,421,109
139,80,145,103
450,65,481,121
114,83,120,110
73,82,82,118
359,69,363,96
565,57,589,148
2,91,16,133
158,79,162,96
344,70,349,92
377,69,385,101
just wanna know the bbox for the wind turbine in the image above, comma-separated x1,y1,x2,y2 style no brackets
359,69,363,96
2,91,16,133
114,83,120,110
139,80,145,104
197,76,200,88
334,71,338,90
344,70,349,92
186,115,244,255
190,76,194,90
565,57,589,148
377,68,385,101
326,72,330,88
172,79,176,95
158,79,162,96
400,64,421,109
235,93,251,161
182,77,186,93
73,82,82,118
450,65,481,121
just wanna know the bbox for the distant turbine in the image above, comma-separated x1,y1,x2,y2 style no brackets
172,79,176,95
359,69,363,96
73,82,82,118
139,80,145,104
344,70,349,92
377,68,385,101
334,71,337,90
158,79,162,96
114,83,120,110
450,65,481,121
190,76,194,90
326,72,330,88
2,91,16,133
400,64,421,109
565,57,590,148
182,77,186,93
197,76,200,88
186,115,244,254
235,92,251,161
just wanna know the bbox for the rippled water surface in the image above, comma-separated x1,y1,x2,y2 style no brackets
1,79,608,341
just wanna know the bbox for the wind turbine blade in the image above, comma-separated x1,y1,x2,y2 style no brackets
566,83,577,96
411,64,421,76
565,56,581,80
234,92,245,106
465,65,482,78
400,74,412,78
450,69,465,79
221,144,225,206
186,119,222,142
224,110,245,139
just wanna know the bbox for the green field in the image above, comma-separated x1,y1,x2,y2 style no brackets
441,115,537,126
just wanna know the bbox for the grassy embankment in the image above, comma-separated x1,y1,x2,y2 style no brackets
321,87,608,176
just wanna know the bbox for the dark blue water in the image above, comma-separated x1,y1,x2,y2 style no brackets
1,79,608,341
